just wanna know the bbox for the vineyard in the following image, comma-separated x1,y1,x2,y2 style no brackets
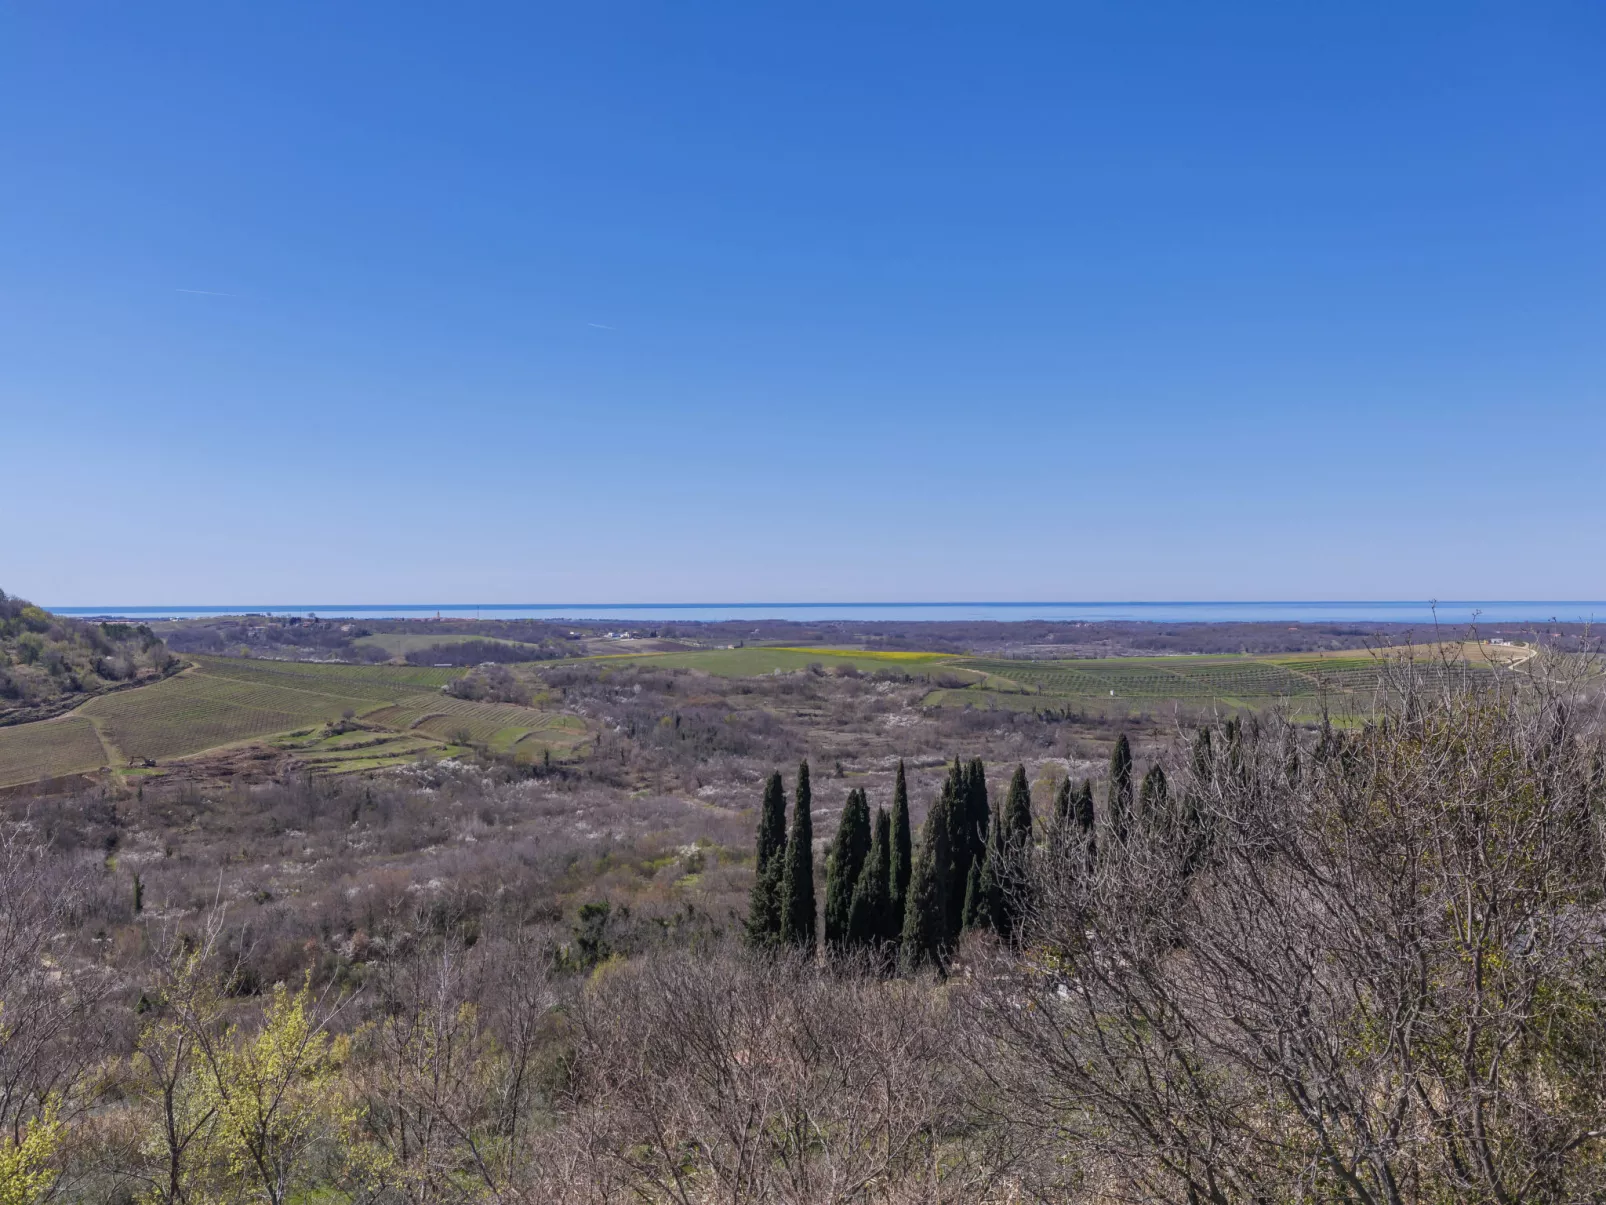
362,695,589,753
0,717,107,788
0,655,592,786
940,650,1501,711
79,658,457,760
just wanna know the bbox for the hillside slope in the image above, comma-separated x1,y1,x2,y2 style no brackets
0,589,180,725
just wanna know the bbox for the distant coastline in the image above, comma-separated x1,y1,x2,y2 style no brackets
46,601,1604,624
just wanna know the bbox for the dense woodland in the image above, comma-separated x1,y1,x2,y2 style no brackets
4,647,1605,1202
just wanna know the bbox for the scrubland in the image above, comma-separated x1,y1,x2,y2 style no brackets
4,642,1605,1202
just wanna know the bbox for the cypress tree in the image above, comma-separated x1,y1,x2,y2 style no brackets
746,771,788,946
779,760,816,954
824,788,872,953
1053,777,1073,825
961,857,985,932
944,758,990,944
969,810,1007,935
1107,734,1133,844
1138,763,1168,825
848,807,892,956
900,790,951,973
889,762,913,939
966,758,992,862
1003,764,1033,846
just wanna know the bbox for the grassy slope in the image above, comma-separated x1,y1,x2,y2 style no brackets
568,642,1520,715
1,656,589,786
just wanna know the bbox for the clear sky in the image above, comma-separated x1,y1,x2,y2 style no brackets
4,2,1604,605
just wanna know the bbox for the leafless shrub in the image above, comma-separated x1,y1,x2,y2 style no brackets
975,650,1606,1203
564,944,1016,1203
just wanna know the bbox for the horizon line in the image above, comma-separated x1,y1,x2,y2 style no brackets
46,599,1606,612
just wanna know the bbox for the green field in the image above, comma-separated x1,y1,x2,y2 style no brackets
939,651,1492,712
0,655,590,787
569,643,1487,715
585,646,962,677
80,658,461,760
0,717,108,788
352,632,549,659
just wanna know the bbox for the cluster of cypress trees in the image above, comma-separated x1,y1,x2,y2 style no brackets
748,734,1191,972
900,757,1037,970
747,759,913,958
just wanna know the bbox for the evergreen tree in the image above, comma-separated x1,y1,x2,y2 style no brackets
779,760,817,954
900,790,951,973
848,807,893,956
961,857,985,932
1053,777,1073,826
1138,763,1168,825
745,771,787,946
943,758,991,944
989,767,1033,941
966,758,992,861
1003,764,1033,846
824,788,872,953
889,762,913,939
1107,733,1134,844
970,811,1007,935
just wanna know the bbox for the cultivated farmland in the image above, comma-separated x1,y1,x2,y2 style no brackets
352,632,550,659
80,658,459,760
0,655,592,786
592,645,961,677
0,716,107,788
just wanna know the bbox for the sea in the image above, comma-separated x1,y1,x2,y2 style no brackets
46,601,1604,625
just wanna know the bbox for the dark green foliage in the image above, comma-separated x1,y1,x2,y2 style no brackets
1003,764,1033,846
1138,763,1168,823
824,788,872,953
900,789,951,973
746,771,787,946
971,811,1009,936
889,762,913,939
779,760,817,953
961,857,986,932
942,758,991,944
1075,779,1095,835
572,900,616,969
1107,733,1133,844
847,807,893,955
1053,776,1073,825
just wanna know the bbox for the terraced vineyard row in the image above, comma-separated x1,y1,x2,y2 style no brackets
364,696,587,752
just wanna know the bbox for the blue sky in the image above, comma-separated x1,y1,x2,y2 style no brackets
4,2,1604,605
